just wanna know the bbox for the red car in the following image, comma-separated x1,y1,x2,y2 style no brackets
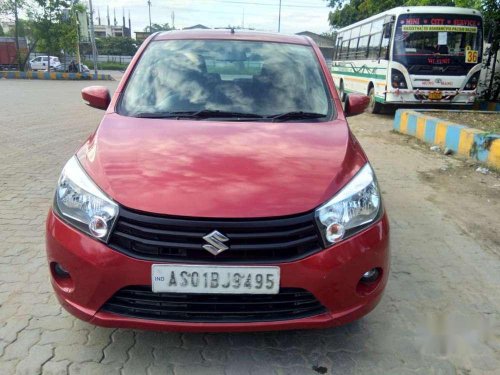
46,30,389,332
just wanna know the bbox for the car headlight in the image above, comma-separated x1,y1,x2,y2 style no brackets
54,156,118,242
315,163,381,245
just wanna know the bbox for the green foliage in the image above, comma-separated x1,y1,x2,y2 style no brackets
95,37,138,56
83,59,128,71
144,23,174,33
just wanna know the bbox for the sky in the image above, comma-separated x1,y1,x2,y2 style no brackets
90,0,334,36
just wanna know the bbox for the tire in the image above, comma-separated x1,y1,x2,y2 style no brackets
338,80,346,102
367,87,382,114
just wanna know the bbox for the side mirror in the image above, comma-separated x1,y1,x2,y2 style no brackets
344,93,370,117
81,86,111,110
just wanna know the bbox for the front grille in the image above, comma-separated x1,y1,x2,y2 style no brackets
108,206,323,263
101,286,327,322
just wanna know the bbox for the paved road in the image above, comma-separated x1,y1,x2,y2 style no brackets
0,80,499,375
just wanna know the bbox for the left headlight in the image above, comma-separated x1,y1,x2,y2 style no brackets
315,163,381,245
54,156,118,242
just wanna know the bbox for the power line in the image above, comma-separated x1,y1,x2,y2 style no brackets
207,0,327,9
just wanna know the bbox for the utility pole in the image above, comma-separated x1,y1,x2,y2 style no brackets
13,0,21,70
88,0,99,75
148,0,152,32
278,0,282,33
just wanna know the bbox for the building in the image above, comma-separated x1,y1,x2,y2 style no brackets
93,7,131,38
296,31,335,62
183,24,210,30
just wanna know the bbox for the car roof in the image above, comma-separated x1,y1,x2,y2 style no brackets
154,29,311,46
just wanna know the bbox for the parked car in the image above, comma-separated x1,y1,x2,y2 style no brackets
29,55,61,71
54,63,90,73
46,30,389,332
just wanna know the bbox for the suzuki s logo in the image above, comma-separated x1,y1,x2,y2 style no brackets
202,230,229,256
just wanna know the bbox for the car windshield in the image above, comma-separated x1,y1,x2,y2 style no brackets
119,39,332,120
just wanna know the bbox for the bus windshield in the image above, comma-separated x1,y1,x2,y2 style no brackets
393,13,482,74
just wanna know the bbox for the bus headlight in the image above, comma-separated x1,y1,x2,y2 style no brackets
464,72,480,90
391,69,408,89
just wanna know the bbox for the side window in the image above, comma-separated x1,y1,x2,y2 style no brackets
351,27,361,39
335,38,343,59
380,33,390,60
348,38,359,59
42,57,48,62
368,32,382,59
371,18,384,34
341,40,349,59
357,36,369,59
360,23,372,37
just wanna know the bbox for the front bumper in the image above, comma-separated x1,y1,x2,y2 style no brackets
46,209,390,332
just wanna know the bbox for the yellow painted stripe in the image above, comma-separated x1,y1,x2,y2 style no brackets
416,117,426,140
435,122,451,147
376,82,386,87
458,128,483,157
400,112,409,134
487,139,500,168
344,76,371,84
487,102,496,111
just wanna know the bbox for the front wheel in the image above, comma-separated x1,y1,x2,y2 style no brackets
367,87,383,114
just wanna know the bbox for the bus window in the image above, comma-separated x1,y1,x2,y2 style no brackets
380,34,390,60
348,38,359,59
360,23,372,36
357,36,369,59
371,18,384,34
341,40,349,59
351,27,361,39
368,33,382,59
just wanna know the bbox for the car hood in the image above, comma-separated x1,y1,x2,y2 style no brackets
77,114,367,218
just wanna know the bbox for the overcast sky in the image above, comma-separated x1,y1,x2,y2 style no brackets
90,0,334,35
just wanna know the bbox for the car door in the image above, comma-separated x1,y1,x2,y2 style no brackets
31,57,41,70
41,56,48,70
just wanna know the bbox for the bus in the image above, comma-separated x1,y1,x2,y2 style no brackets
331,7,483,113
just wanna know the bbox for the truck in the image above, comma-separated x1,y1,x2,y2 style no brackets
0,37,28,71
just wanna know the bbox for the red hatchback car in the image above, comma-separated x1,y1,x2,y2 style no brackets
46,30,389,332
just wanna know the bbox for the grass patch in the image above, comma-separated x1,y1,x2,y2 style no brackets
429,112,500,134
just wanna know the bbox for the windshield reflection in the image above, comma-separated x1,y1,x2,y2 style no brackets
119,39,331,120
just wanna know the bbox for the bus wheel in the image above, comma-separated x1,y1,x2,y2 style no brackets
338,80,346,102
368,87,382,114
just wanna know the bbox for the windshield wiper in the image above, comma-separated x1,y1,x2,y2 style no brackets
132,112,180,119
132,109,264,120
267,111,327,122
172,109,264,120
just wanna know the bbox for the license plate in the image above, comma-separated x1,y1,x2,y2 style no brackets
152,265,280,294
428,91,442,100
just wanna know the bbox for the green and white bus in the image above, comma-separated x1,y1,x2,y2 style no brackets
331,6,483,113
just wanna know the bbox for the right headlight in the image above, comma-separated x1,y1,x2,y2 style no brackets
53,156,118,242
315,163,381,245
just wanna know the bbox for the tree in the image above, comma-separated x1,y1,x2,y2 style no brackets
0,23,4,36
95,37,138,55
144,23,174,33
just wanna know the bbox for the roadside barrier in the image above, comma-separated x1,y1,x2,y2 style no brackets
394,109,500,169
473,101,500,112
1,71,113,80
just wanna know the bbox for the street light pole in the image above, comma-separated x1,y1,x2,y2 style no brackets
278,0,282,33
148,0,152,32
